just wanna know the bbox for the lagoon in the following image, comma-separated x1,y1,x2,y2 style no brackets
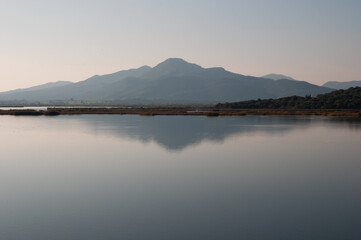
0,115,360,239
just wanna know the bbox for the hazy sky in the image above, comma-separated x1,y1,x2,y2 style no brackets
1,0,360,91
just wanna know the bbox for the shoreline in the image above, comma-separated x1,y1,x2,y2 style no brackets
0,107,360,118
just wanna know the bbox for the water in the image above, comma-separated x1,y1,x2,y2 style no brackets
0,106,48,111
0,106,119,111
0,115,360,240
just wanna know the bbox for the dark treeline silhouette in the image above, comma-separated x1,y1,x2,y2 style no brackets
216,87,361,109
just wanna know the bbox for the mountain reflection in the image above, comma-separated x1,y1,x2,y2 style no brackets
68,115,320,151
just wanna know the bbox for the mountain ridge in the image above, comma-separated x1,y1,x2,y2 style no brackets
323,80,361,89
0,58,333,104
1,81,73,95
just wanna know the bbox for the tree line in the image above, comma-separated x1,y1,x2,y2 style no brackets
216,87,361,109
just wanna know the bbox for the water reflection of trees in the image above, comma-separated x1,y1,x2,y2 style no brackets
325,118,361,131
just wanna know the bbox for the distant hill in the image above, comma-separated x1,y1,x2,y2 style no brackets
0,58,333,104
2,81,72,95
261,74,295,81
323,80,361,89
216,87,361,109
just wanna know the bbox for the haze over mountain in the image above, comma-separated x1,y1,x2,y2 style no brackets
261,74,295,81
323,80,361,90
0,58,333,104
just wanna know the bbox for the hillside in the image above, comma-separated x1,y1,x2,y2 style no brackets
216,87,361,109
1,81,73,95
0,58,333,105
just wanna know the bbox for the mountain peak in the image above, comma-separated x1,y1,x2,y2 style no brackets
138,65,152,70
152,58,203,76
262,74,295,81
162,58,188,63
155,58,200,67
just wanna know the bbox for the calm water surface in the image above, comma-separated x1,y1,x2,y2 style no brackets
0,115,360,240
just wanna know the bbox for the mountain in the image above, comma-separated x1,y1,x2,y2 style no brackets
323,80,361,90
1,81,73,95
217,87,361,109
262,74,295,81
0,58,333,104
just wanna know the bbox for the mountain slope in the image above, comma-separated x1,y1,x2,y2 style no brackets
0,58,333,104
0,66,152,102
323,80,361,89
0,81,72,95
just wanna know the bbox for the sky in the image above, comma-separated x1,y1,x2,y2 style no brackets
0,0,360,91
